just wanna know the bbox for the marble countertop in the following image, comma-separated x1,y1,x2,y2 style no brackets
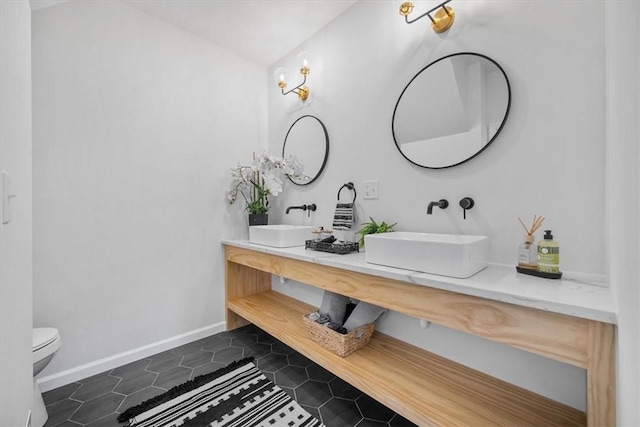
222,239,617,324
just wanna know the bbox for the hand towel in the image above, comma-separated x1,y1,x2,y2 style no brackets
319,290,349,324
343,302,386,332
332,203,355,230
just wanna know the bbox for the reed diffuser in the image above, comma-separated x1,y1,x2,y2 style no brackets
517,215,545,269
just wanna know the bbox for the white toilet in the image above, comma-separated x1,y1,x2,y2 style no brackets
33,328,62,427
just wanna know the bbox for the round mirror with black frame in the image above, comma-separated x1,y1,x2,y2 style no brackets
392,52,511,169
282,115,329,185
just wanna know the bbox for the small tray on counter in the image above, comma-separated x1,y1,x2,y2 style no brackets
305,240,359,255
516,266,563,279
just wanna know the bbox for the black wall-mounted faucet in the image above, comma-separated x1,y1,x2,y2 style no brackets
286,205,307,214
286,204,317,216
427,199,449,215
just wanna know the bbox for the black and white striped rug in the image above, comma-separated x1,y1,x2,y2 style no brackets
118,357,324,427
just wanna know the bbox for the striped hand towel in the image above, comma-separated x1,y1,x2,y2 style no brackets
332,203,355,230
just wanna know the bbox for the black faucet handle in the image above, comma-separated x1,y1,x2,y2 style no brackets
459,197,474,219
306,204,316,217
459,197,474,210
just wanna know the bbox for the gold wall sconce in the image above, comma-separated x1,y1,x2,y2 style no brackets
399,0,455,34
274,52,311,101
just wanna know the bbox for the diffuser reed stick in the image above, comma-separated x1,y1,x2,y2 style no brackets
518,215,545,236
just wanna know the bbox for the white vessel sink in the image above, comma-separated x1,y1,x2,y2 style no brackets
249,225,315,248
365,232,489,278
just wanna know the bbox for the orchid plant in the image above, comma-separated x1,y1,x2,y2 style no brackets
227,153,304,214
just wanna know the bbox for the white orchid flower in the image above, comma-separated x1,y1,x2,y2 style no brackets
227,152,305,213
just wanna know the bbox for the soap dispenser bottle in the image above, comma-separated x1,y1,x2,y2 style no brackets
537,230,560,273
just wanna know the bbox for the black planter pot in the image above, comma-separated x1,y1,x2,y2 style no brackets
248,213,268,226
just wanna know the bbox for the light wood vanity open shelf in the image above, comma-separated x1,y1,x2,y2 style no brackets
224,243,616,427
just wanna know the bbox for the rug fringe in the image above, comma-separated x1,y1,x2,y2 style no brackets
117,356,255,424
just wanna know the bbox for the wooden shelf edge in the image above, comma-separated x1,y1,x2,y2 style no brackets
227,290,586,427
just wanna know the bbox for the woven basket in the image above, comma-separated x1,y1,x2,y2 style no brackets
302,313,375,357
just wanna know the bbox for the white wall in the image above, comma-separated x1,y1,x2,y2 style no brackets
606,1,640,424
32,0,265,380
0,0,33,425
268,0,608,411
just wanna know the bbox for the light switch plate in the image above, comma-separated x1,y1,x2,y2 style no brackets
363,180,379,200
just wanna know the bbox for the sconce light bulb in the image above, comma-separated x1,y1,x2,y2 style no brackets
296,51,312,70
273,67,288,87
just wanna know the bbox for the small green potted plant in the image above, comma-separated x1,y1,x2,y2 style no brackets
357,217,397,247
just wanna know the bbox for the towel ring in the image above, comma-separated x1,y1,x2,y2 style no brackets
337,182,357,203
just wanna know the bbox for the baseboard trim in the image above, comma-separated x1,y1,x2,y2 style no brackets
36,321,226,392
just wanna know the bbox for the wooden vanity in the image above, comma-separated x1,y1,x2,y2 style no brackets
224,241,616,426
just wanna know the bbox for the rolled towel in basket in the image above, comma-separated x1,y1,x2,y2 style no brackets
325,322,347,334
343,302,386,332
319,290,349,325
332,203,355,230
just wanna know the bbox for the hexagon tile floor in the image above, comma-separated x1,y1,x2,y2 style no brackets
42,324,418,427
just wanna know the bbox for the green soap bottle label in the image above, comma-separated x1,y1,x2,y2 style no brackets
538,246,559,273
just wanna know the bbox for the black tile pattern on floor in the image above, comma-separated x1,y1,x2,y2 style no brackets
42,325,418,427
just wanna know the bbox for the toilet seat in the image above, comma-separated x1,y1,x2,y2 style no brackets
33,328,59,351
32,328,61,427
33,328,61,363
